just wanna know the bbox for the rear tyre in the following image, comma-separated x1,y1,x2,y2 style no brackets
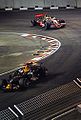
58,19,66,28
35,67,48,79
0,79,7,87
43,22,50,30
31,20,37,26
19,78,31,88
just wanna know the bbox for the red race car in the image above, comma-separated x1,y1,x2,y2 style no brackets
31,13,66,30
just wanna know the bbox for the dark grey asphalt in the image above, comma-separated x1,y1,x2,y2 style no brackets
0,9,81,111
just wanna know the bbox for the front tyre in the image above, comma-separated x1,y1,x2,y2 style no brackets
0,79,13,92
59,19,65,23
43,22,50,30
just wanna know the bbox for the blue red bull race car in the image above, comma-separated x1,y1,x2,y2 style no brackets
0,62,48,91
31,13,66,30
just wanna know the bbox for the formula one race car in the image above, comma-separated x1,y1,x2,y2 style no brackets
0,62,48,91
31,13,66,30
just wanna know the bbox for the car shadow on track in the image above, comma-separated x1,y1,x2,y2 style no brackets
30,25,66,31
37,72,65,83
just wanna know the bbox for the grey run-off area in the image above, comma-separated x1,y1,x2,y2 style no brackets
0,32,49,74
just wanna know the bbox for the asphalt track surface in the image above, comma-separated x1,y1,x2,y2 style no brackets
0,32,49,73
0,9,81,111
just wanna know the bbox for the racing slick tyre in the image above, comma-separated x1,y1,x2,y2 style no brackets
31,20,37,26
43,22,50,30
0,79,13,92
59,19,65,23
0,79,7,88
34,67,48,79
59,19,66,28
0,80,3,87
19,78,31,88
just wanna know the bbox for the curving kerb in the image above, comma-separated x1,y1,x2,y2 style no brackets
0,33,61,76
21,33,61,62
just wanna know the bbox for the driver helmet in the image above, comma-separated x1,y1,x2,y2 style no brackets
23,65,30,73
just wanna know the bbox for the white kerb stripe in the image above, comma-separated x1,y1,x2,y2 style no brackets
8,107,19,118
5,8,13,11
14,105,24,116
35,7,43,10
21,34,30,37
20,8,27,10
66,7,74,9
41,38,46,40
32,57,43,61
32,36,37,38
77,78,81,83
50,7,58,9
48,40,55,42
73,80,81,88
